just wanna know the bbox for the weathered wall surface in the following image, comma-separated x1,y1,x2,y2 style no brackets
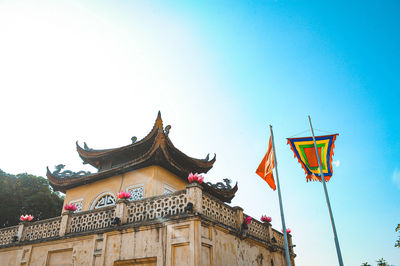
0,236,94,265
0,218,291,266
0,250,17,265
212,226,285,266
63,166,187,212
103,227,164,266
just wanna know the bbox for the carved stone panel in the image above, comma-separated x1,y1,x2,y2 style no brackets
46,248,73,266
127,186,144,201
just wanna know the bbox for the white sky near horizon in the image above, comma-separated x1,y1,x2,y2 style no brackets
1,1,399,265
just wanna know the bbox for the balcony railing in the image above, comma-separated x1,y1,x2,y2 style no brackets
0,183,289,253
126,190,187,223
202,193,236,228
69,206,116,233
244,214,271,241
23,216,61,241
0,226,18,245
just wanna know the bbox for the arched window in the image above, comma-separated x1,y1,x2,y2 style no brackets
92,194,116,209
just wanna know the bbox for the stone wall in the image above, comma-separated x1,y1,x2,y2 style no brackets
0,183,295,266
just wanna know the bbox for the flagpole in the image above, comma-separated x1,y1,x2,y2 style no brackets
308,116,344,266
269,125,291,266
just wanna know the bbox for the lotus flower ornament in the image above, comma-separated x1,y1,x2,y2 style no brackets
20,215,34,222
261,215,272,223
188,173,204,184
64,204,77,212
282,228,291,234
117,191,131,199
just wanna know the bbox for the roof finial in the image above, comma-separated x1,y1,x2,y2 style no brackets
155,111,163,130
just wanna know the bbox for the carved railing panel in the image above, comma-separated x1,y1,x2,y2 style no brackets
127,190,187,223
244,214,270,241
202,193,236,228
69,207,115,233
272,229,285,247
23,217,61,241
0,226,18,245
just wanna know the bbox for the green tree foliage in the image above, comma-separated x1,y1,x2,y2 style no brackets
0,169,64,227
376,258,386,266
362,258,395,266
396,224,400,248
375,258,395,266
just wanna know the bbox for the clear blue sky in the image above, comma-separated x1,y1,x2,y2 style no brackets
0,1,399,265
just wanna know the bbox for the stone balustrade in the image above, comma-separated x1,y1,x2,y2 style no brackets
69,206,116,233
244,214,271,242
22,217,61,241
0,183,289,252
126,189,187,223
0,226,18,245
202,193,236,228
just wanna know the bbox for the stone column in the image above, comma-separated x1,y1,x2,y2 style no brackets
17,222,25,241
288,234,293,253
266,222,273,242
233,206,244,230
185,182,204,266
185,182,203,214
115,199,129,224
59,211,72,237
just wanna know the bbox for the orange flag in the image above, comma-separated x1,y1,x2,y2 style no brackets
256,136,276,190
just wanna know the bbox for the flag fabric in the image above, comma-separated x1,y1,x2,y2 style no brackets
256,136,276,190
287,134,338,182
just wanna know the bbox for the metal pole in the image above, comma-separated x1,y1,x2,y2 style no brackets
270,125,291,266
308,116,344,266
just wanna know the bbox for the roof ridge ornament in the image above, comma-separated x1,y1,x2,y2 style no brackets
201,153,216,162
154,111,163,131
83,142,93,151
47,164,91,179
206,178,234,190
203,178,238,203
164,125,171,136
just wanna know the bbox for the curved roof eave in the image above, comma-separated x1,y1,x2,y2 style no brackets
48,134,213,191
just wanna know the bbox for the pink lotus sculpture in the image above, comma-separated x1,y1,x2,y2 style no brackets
20,215,34,222
117,191,131,199
244,216,252,225
64,204,77,212
188,173,204,184
261,215,272,223
282,228,291,234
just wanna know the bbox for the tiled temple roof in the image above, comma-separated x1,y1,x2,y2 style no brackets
47,112,237,202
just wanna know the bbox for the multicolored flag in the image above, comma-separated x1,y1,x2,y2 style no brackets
287,134,338,182
256,136,276,190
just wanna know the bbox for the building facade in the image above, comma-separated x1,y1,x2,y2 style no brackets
0,113,295,265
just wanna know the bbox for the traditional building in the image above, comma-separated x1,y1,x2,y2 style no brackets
0,112,295,266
